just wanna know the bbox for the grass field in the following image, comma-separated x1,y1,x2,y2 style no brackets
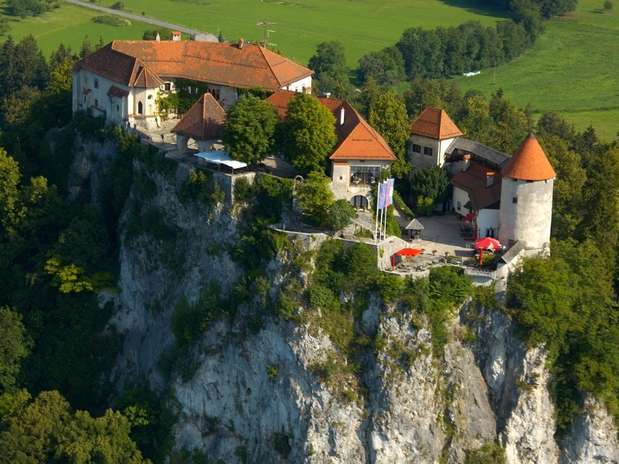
455,0,619,141
106,0,506,65
0,2,154,56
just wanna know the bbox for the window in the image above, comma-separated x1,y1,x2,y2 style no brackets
512,196,518,204
423,146,433,156
165,82,172,91
116,105,120,112
412,144,421,153
138,101,143,115
148,94,153,100
94,79,99,89
94,99,98,108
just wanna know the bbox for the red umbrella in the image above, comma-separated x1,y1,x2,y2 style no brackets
395,248,423,257
475,237,502,252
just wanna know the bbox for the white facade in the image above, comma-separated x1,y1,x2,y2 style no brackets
499,177,554,250
409,135,456,169
477,208,500,238
283,75,312,94
452,186,470,216
330,160,391,207
72,69,162,127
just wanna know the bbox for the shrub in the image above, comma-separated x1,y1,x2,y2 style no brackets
179,169,224,208
604,0,613,10
295,171,334,226
92,15,131,26
171,282,230,349
110,1,124,9
327,199,356,231
465,442,506,464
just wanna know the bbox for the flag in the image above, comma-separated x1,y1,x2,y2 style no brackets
377,180,386,210
383,178,394,208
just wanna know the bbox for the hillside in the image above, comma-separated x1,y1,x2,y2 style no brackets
455,0,619,141
0,0,506,62
0,2,155,55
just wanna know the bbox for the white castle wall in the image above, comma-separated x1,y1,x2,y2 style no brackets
499,177,554,250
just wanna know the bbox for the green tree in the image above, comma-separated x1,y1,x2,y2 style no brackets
604,0,613,10
0,390,147,463
327,199,356,231
358,46,405,86
295,171,334,226
281,94,337,175
0,307,31,392
368,90,410,176
408,167,450,214
223,94,278,165
581,147,619,260
308,41,353,98
541,135,586,239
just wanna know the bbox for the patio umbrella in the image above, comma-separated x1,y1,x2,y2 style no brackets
475,237,502,252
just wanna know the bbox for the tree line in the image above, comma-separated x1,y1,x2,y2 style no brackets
310,0,578,94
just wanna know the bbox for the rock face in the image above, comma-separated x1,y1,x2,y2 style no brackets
561,397,619,464
89,147,618,463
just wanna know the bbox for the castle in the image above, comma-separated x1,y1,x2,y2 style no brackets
409,108,555,255
72,39,555,260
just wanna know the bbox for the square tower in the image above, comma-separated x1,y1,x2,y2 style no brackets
409,107,463,170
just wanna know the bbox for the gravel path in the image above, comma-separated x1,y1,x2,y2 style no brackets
64,0,213,37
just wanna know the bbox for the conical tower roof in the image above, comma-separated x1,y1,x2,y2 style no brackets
502,134,556,181
410,107,463,140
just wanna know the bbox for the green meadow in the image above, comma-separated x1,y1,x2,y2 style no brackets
455,0,619,141
0,2,153,56
87,0,507,65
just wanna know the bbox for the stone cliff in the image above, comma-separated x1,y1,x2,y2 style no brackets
70,138,617,463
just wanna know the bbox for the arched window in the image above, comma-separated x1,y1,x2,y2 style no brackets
138,101,143,115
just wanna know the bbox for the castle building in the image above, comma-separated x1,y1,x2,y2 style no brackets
72,39,313,128
409,107,556,254
267,90,397,209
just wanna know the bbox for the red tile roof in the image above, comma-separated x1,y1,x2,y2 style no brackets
410,107,463,140
452,161,502,210
75,40,312,91
172,93,226,140
502,134,556,181
266,90,396,162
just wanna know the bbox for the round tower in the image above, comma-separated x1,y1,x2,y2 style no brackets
499,134,556,250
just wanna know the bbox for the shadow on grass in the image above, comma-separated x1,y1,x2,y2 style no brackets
440,0,509,19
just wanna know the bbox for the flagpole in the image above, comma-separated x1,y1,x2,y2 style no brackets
374,181,381,243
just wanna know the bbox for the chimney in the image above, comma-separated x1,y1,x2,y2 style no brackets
462,153,471,172
155,33,161,42
172,31,182,42
238,38,245,49
339,107,345,126
486,171,496,187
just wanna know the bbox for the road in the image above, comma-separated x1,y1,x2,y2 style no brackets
64,0,212,37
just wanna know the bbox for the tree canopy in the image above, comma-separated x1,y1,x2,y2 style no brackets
368,90,410,176
308,41,353,99
223,94,278,165
0,390,147,463
281,94,337,175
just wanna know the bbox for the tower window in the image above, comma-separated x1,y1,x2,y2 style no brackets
412,144,421,153
423,147,433,156
512,196,518,204
94,79,99,89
